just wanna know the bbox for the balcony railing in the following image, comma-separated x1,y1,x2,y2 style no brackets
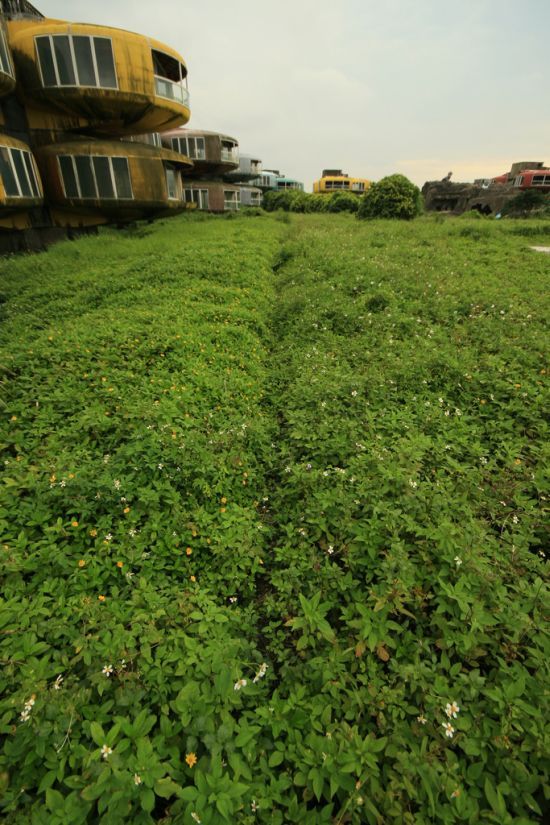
221,147,239,164
154,76,189,107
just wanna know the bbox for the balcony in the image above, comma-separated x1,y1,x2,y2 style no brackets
154,76,189,107
221,147,239,164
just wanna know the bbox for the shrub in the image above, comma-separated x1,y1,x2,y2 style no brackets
326,192,360,213
357,174,422,220
501,189,550,217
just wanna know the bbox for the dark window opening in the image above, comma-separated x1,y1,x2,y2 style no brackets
152,49,186,81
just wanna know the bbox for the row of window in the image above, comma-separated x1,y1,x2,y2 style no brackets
515,174,550,187
58,155,133,200
0,146,41,199
0,26,13,77
34,36,188,106
2,148,243,209
171,136,205,160
36,34,118,89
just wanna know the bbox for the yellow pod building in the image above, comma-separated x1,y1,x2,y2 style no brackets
0,0,192,251
313,169,371,195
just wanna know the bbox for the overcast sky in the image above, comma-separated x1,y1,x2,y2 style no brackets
39,0,549,190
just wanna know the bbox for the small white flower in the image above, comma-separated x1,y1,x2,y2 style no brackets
229,596,238,604
102,665,114,677
20,709,31,722
442,722,455,738
285,466,291,473
25,697,35,708
454,556,462,568
408,479,417,489
480,456,488,464
251,799,258,812
104,533,113,542
53,675,64,690
234,678,247,691
445,701,460,718
455,408,462,416
327,545,334,555
417,714,428,724
59,479,66,487
157,463,163,470
512,515,519,524
191,814,201,824
129,528,137,537
101,744,113,759
133,773,142,785
351,390,358,397
113,479,121,490
253,663,268,683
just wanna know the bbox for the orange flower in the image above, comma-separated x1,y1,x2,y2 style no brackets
123,507,130,514
185,752,197,768
220,507,226,513
116,561,123,568
98,594,106,602
186,547,193,556
78,559,86,568
71,520,79,528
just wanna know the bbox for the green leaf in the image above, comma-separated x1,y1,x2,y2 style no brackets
140,788,155,813
46,788,65,812
154,777,181,798
268,751,284,767
89,722,105,746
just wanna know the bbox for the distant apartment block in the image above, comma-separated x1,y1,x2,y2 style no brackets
313,169,370,195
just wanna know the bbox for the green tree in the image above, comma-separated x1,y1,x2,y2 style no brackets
357,174,422,220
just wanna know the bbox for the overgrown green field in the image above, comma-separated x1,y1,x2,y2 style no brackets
0,213,548,824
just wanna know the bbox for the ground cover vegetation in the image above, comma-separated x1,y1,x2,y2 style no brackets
0,212,548,824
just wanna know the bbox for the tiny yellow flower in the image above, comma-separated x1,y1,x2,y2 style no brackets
78,559,86,568
190,575,196,582
221,497,227,504
89,529,98,537
185,752,197,768
98,594,106,602
116,561,123,569
186,547,193,556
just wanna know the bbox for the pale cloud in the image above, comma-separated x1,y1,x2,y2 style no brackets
37,0,550,188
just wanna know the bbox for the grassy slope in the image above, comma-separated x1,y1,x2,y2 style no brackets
0,214,548,824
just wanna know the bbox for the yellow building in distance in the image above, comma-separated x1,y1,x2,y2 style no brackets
313,169,371,195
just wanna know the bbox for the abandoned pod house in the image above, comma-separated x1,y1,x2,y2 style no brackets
0,0,192,252
161,127,245,212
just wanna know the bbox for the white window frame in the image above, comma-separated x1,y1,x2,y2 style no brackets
171,136,205,160
165,165,182,200
0,26,14,78
183,188,209,210
0,145,41,198
223,189,240,210
58,155,133,200
35,34,118,89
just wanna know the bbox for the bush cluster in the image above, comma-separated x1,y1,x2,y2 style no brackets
262,190,359,213
0,213,548,823
357,174,423,220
